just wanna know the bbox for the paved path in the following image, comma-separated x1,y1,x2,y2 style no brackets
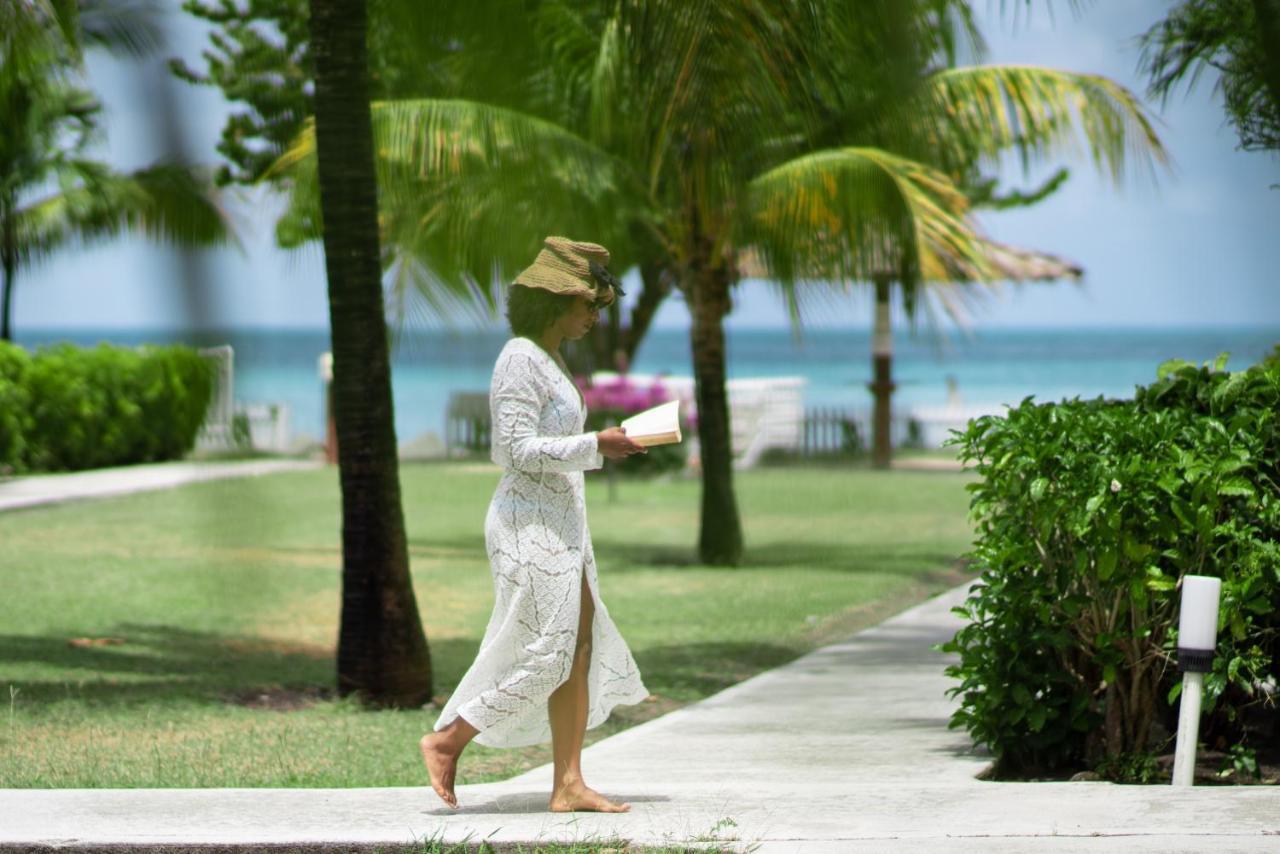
3,584,1278,852
0,459,321,513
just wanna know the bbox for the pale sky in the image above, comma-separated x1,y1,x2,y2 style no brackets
15,0,1280,333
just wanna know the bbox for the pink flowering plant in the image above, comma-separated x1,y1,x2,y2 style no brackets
576,373,688,476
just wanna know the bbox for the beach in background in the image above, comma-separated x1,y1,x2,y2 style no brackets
16,326,1278,447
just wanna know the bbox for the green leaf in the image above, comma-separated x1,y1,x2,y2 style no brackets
1217,478,1255,498
1096,549,1118,581
1157,358,1194,379
1211,371,1249,407
1170,498,1194,529
1157,472,1183,495
1124,538,1152,561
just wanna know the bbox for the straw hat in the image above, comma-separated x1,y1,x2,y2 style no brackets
513,236,624,308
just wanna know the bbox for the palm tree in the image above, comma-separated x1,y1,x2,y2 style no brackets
307,0,433,707
273,0,1166,565
0,0,229,341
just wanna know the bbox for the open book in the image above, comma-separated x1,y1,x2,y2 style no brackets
620,399,682,447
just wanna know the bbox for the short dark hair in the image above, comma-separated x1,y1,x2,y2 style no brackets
506,284,577,337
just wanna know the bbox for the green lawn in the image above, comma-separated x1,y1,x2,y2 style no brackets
0,462,974,788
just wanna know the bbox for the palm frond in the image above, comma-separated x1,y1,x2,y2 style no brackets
0,0,80,72
911,64,1168,183
745,144,1087,329
274,98,620,196
995,0,1094,32
270,97,631,313
78,0,164,59
0,0,160,67
746,146,999,290
15,162,236,264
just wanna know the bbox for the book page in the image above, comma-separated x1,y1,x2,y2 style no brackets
620,400,682,446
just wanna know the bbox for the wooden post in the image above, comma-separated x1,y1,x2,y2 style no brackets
869,275,896,470
320,352,338,464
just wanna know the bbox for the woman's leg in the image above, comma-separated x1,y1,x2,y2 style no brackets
547,569,630,813
420,714,479,808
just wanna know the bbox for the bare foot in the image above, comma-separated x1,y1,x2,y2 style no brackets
549,782,631,813
419,733,459,808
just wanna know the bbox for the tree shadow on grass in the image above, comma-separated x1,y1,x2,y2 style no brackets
0,625,480,712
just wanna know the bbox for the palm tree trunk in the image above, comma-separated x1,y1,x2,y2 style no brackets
580,262,672,374
2,201,16,343
688,264,743,566
622,262,673,366
869,275,896,469
309,0,431,707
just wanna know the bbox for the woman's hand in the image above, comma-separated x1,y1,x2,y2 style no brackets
596,426,647,460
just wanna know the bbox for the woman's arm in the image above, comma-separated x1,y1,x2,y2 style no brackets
489,352,603,473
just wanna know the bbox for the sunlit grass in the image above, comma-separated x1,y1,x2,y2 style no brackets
0,461,973,787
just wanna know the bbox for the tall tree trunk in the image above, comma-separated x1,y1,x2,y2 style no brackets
689,264,743,566
622,262,673,366
309,0,431,707
579,261,673,375
2,202,16,343
869,275,896,469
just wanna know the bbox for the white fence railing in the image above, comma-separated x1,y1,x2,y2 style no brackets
196,345,294,454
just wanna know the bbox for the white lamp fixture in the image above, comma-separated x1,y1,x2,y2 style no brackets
1172,575,1222,787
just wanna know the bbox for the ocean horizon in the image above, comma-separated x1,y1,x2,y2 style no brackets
13,325,1279,444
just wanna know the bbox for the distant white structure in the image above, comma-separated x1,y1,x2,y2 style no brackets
196,345,295,454
906,403,1004,448
196,345,235,452
239,403,294,453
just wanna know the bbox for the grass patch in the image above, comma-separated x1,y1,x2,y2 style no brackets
0,462,972,788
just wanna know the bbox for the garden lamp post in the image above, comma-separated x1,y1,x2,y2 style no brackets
1172,574,1222,787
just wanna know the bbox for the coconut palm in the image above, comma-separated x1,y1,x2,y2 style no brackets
0,0,227,341
273,0,1166,565
306,0,433,707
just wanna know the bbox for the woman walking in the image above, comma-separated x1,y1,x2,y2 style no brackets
420,237,650,813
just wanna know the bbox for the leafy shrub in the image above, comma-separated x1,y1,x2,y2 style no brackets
0,342,34,473
579,373,688,477
21,343,215,472
941,354,1279,779
1136,355,1280,759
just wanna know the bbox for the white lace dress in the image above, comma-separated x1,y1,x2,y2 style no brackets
432,336,649,748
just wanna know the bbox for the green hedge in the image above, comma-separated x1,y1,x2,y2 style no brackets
0,343,34,471
0,341,214,473
941,354,1280,780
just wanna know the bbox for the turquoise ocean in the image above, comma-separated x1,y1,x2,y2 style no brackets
15,327,1279,444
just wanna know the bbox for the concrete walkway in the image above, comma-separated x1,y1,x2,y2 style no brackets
0,458,321,513
3,584,1278,852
